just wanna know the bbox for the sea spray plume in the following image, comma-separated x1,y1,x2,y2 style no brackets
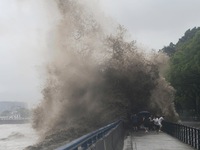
150,51,170,77
149,52,179,120
150,77,178,120
29,0,178,149
31,1,112,149
101,26,158,116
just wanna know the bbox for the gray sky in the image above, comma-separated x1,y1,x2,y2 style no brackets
100,0,200,49
1,0,200,106
0,0,57,107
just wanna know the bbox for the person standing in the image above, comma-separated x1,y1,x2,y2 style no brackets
148,115,154,131
153,116,160,132
131,114,138,131
143,117,150,133
158,116,164,132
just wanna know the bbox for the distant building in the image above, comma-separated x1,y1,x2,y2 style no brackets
0,101,28,113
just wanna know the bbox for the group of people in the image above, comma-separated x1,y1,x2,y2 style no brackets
131,114,164,133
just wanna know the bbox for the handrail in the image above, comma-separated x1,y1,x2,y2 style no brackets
162,121,200,150
56,120,122,150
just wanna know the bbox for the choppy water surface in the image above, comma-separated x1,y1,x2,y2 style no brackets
0,124,38,150
181,121,200,128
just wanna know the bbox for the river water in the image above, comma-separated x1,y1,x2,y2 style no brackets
1,121,199,150
181,121,200,128
0,123,38,150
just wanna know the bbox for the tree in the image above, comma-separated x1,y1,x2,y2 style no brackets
166,27,200,116
160,42,176,57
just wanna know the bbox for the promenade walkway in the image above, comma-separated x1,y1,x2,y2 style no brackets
123,131,195,150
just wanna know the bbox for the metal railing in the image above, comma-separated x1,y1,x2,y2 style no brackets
162,121,200,149
56,120,123,150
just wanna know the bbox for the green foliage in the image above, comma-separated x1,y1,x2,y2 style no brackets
161,42,176,57
165,27,200,115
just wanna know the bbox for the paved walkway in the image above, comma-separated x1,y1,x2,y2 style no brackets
123,131,195,150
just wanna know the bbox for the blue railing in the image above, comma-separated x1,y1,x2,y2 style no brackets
162,121,200,150
56,120,122,150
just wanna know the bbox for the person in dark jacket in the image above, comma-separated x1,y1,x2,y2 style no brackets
131,114,138,131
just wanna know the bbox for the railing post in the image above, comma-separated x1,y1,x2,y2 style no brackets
193,128,196,148
193,128,195,147
185,126,189,145
182,125,184,142
93,136,97,144
195,129,197,149
189,127,192,146
180,125,183,141
175,123,177,137
188,126,190,145
198,129,200,150
178,124,181,140
185,126,187,144
178,124,180,140
81,142,88,150
183,126,186,143
191,128,193,147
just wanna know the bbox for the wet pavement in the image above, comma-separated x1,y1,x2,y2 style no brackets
123,131,195,150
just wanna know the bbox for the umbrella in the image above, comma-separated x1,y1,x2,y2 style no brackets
137,111,151,118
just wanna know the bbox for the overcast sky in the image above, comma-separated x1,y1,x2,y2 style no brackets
100,0,200,49
1,0,200,106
